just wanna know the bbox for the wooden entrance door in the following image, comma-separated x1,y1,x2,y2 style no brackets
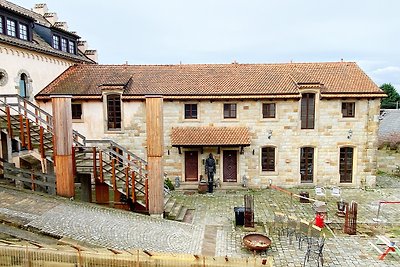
185,151,198,181
223,150,237,182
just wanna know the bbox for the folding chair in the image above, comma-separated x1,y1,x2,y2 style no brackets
298,219,310,250
273,212,287,240
303,233,325,267
286,215,299,245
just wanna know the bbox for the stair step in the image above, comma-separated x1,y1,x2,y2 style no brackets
175,207,188,222
163,199,176,216
168,203,183,220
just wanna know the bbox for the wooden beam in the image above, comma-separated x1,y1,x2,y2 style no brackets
52,96,74,198
145,96,164,215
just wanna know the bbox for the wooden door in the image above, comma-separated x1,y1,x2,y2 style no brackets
185,151,198,181
300,147,314,183
223,150,237,182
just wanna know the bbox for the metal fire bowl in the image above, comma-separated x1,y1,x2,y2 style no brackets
243,233,271,251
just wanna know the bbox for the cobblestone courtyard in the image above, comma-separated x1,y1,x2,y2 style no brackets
0,175,399,266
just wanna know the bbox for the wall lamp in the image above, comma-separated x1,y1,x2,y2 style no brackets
267,130,273,139
347,129,353,139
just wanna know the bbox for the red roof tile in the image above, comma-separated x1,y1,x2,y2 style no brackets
36,62,384,100
171,127,251,146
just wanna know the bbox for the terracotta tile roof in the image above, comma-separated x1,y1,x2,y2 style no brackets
171,127,251,146
36,62,384,99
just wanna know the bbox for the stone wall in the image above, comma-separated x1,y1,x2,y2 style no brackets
58,94,381,188
377,149,400,175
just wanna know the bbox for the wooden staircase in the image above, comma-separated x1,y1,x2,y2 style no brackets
0,94,148,212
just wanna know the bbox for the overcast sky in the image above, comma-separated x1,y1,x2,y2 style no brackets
15,0,400,91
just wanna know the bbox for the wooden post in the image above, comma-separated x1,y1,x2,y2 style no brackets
39,126,45,159
26,118,32,150
6,106,13,138
99,151,104,183
92,147,97,179
19,115,26,148
146,96,164,215
51,95,74,198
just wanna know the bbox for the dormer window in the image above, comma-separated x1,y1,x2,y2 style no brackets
19,24,28,40
6,19,16,37
0,16,3,34
53,35,60,49
68,40,75,54
61,38,68,52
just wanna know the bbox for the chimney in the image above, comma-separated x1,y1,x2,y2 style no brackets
53,21,68,31
33,3,48,15
43,12,58,25
85,50,98,63
77,40,88,52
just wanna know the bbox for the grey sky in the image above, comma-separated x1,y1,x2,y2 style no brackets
15,0,400,91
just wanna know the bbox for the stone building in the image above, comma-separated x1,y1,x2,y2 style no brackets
0,0,95,100
35,62,386,188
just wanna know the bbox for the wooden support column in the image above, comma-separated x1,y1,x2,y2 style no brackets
146,95,164,216
51,95,74,198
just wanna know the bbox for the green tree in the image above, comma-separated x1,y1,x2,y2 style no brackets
380,83,400,109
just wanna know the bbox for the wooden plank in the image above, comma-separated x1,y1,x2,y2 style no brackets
52,97,72,155
95,179,109,205
3,173,56,188
145,97,164,157
131,171,136,203
55,155,74,197
147,157,163,214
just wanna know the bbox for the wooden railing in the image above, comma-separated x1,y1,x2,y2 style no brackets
3,162,56,195
0,94,148,210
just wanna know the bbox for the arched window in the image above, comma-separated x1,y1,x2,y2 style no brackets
107,94,121,130
19,73,28,98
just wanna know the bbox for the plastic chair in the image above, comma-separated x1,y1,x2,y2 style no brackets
331,186,341,198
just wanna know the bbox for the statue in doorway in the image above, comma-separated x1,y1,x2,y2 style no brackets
205,153,216,193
